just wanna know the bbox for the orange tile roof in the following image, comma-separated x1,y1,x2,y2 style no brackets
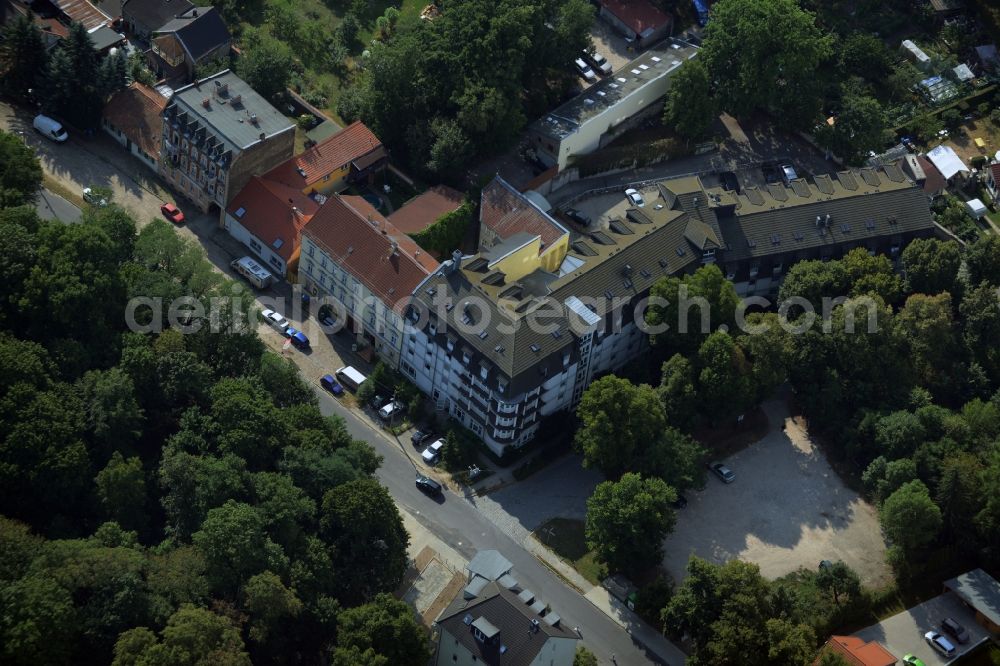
819,636,896,666
226,176,319,262
481,177,567,253
387,185,465,235
302,195,439,310
265,121,383,190
599,0,669,35
102,82,167,158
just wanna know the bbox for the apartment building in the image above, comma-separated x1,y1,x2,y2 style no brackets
299,195,439,368
160,70,295,214
402,168,935,455
527,39,698,170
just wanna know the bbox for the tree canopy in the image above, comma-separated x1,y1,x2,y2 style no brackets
585,473,676,574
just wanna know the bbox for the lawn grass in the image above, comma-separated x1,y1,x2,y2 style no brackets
534,518,605,586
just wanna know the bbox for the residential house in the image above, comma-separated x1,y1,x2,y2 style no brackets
528,39,698,170
149,6,230,84
121,0,192,39
986,162,1000,201
264,120,386,196
925,144,970,183
160,69,295,214
403,167,935,454
299,194,439,368
814,636,896,666
434,577,577,666
386,184,465,237
901,154,946,199
598,0,670,48
223,176,319,279
102,81,167,171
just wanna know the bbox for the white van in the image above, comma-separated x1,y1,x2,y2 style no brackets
230,256,274,290
335,366,367,391
33,114,68,142
378,400,403,421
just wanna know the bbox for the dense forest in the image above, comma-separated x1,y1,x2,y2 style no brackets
0,131,429,665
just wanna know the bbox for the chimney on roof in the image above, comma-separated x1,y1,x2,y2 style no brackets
191,8,198,16
452,249,463,272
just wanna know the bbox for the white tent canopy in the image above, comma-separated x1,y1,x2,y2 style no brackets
926,144,970,180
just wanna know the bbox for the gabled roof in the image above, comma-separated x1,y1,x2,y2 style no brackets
54,0,111,30
122,0,194,30
387,185,465,235
102,82,168,157
265,121,383,190
467,550,513,582
926,144,970,180
154,6,230,62
301,195,438,309
90,25,126,51
480,177,568,254
599,0,669,36
436,581,576,666
820,636,896,666
226,176,319,262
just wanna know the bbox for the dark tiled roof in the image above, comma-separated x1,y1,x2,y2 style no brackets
436,582,577,666
265,121,382,190
155,6,229,62
480,177,568,254
302,195,438,310
122,0,193,30
102,82,167,157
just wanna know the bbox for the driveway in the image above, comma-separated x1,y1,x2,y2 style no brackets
662,398,891,586
853,591,990,665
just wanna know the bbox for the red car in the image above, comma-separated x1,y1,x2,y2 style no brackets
160,202,185,224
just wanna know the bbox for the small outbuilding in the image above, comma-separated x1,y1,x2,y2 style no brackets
965,198,988,219
944,568,1000,633
926,144,970,181
952,63,975,82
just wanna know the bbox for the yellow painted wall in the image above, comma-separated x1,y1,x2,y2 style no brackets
538,234,569,273
303,164,350,196
489,237,543,282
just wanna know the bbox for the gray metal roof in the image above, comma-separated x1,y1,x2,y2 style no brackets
464,575,490,599
122,0,194,30
155,6,230,61
531,39,698,141
944,568,1000,627
467,550,513,582
166,69,294,152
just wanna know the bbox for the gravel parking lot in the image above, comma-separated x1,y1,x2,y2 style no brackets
663,398,891,586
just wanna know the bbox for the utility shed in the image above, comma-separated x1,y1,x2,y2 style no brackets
966,198,987,219
901,39,932,70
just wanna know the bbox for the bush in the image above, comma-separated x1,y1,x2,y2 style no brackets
634,575,674,630
440,427,479,472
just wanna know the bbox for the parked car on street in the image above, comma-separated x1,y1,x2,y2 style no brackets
411,429,435,447
625,188,645,207
709,462,735,483
160,202,185,224
285,327,310,349
583,49,613,75
574,57,597,83
83,187,108,207
33,114,68,142
563,207,591,226
924,631,956,657
422,438,446,464
902,656,926,666
261,309,289,332
415,474,443,496
941,617,969,644
320,374,343,396
369,393,388,411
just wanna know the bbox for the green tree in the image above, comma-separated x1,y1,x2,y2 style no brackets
696,331,754,423
0,15,48,101
700,0,832,127
242,570,303,653
901,238,962,296
778,259,849,309
841,247,902,304
936,453,982,548
43,22,105,127
585,473,676,574
636,427,707,492
816,93,886,164
95,452,148,533
112,604,250,666
574,376,665,476
663,59,717,140
648,264,740,352
0,131,43,208
815,561,862,607
236,29,295,102
0,575,76,665
658,354,698,431
896,292,957,396
960,283,1000,382
426,117,472,177
79,367,144,454
334,593,431,665
319,478,408,605
410,201,474,257
880,480,942,554
159,449,250,539
965,235,1000,287
192,500,285,596
574,645,599,666
974,450,1000,556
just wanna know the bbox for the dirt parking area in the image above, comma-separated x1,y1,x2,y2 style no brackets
663,398,891,587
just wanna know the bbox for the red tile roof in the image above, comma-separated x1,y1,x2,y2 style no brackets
226,176,319,262
989,161,1000,186
102,82,167,158
917,155,946,196
387,185,465,235
599,0,669,36
480,177,567,253
818,636,896,666
302,195,439,310
265,121,383,190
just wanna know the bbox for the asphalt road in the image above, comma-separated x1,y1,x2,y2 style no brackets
35,188,82,223
310,384,681,665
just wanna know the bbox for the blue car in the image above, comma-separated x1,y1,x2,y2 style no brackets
320,374,343,395
284,327,310,349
